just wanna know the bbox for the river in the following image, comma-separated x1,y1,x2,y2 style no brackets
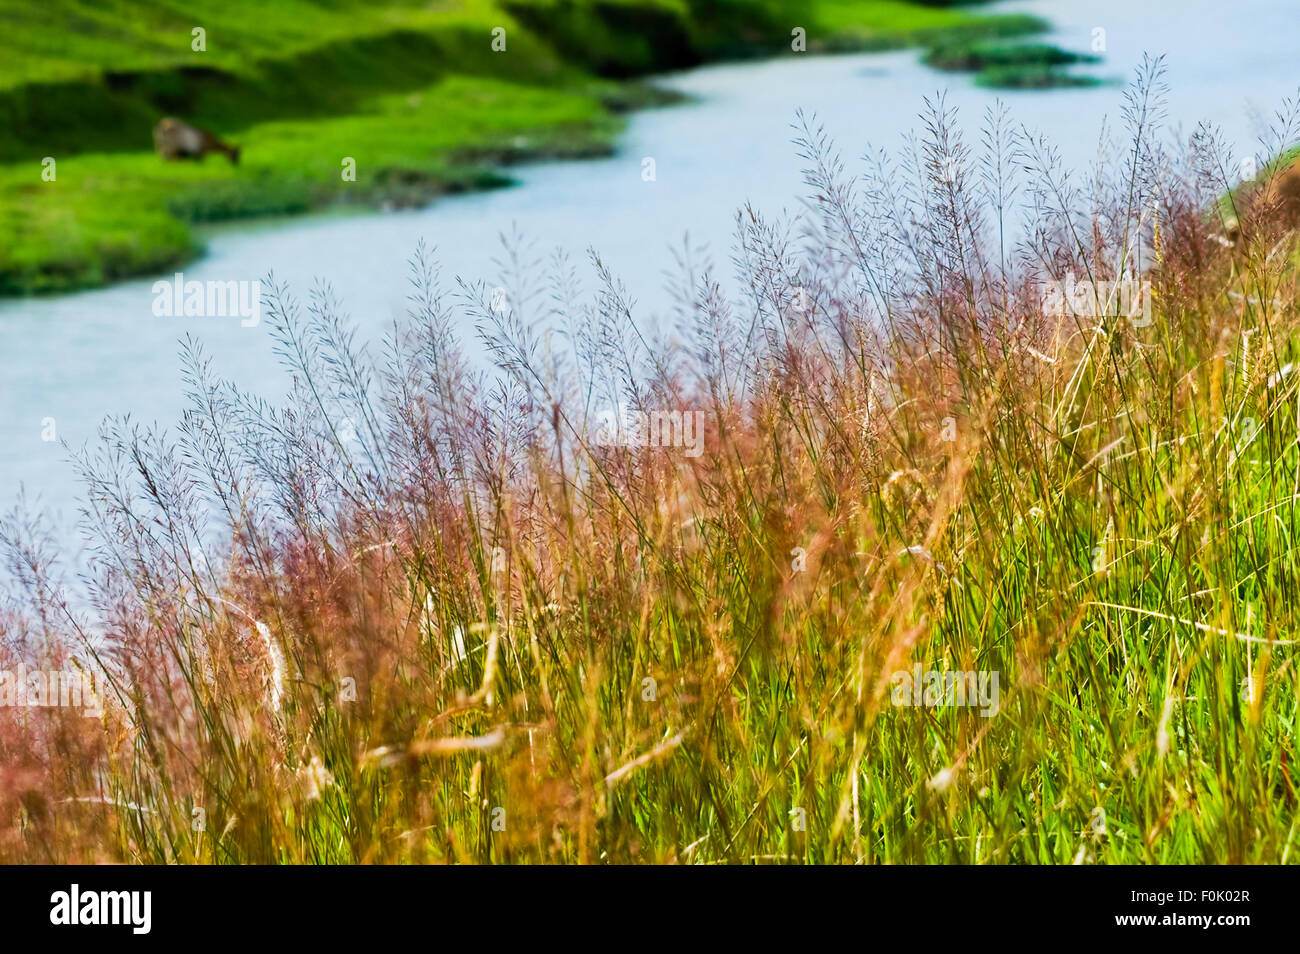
1,0,1296,533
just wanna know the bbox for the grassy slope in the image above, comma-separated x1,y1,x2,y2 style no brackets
7,135,1299,864
0,0,1048,294
0,0,510,85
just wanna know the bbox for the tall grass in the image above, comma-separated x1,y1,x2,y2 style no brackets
3,59,1299,864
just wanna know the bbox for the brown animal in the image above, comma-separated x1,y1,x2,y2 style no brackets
1223,157,1300,247
153,118,240,164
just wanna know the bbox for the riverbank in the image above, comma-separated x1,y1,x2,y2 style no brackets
0,0,1067,296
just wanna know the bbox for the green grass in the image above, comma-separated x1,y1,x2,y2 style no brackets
0,0,1064,296
0,0,507,88
0,75,621,293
